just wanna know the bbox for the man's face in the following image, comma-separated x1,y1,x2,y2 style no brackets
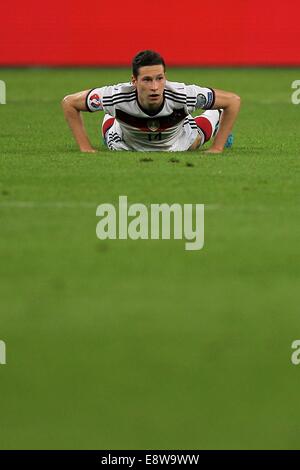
132,64,166,111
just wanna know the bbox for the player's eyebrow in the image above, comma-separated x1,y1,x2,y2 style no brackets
142,75,164,80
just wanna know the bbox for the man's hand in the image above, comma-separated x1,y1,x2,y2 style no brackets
202,147,223,154
80,148,97,154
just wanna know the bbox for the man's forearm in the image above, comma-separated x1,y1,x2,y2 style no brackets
61,100,95,152
211,96,241,151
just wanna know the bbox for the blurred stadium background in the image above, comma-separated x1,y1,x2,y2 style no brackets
1,0,300,66
1,0,300,450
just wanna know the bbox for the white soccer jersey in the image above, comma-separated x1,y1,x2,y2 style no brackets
86,81,215,151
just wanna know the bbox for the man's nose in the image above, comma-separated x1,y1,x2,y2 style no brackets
151,80,159,90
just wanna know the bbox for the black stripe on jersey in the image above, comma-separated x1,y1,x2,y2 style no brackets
165,89,186,97
165,90,196,102
103,90,135,99
165,95,186,105
184,120,197,125
103,95,136,105
165,91,185,99
184,122,198,128
115,107,188,130
108,135,121,142
102,96,136,105
107,137,121,148
183,117,197,128
165,96,196,107
103,96,136,106
103,99,135,106
102,91,136,102
103,99,136,106
86,88,98,112
166,96,185,104
103,98,135,106
165,92,196,105
107,133,122,141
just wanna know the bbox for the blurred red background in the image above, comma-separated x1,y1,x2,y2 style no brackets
1,0,299,65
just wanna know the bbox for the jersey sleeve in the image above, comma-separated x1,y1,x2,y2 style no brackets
86,87,107,112
86,83,135,116
186,85,215,111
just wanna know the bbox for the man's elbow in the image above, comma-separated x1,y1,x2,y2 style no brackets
223,93,241,112
61,95,72,109
61,95,79,118
231,93,241,109
218,92,241,111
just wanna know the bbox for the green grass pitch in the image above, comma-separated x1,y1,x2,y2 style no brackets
0,67,300,449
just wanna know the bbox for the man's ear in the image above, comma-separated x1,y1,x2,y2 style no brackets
131,75,137,87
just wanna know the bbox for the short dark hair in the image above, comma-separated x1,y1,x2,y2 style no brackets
132,50,166,77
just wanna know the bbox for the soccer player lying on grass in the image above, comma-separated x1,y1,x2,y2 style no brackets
62,50,241,154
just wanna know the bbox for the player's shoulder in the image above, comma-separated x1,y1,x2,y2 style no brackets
101,82,136,100
165,80,187,95
164,81,190,106
164,80,198,106
86,82,136,112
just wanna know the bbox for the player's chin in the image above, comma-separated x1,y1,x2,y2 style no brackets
148,97,161,105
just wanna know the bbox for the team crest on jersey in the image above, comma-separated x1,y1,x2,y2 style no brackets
90,93,102,109
147,119,160,132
